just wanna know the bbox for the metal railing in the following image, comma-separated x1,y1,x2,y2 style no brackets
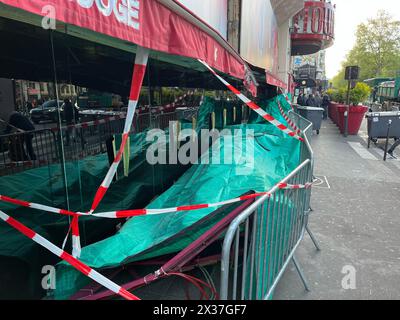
152,112,178,130
288,110,314,164
133,106,201,132
56,117,126,161
0,118,126,176
0,107,203,176
220,111,316,300
134,112,151,132
0,129,58,176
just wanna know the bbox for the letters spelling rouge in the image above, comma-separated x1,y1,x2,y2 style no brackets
76,0,140,30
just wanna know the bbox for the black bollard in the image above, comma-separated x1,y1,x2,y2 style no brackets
383,119,392,161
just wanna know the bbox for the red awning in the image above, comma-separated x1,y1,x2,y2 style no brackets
0,0,255,85
266,72,288,90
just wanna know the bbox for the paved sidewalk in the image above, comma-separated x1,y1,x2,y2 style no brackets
274,119,400,300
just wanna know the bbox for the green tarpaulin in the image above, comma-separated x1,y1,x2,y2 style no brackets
53,95,301,299
0,130,189,298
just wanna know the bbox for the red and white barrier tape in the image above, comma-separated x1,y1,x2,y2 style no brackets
0,194,82,257
277,100,301,135
198,60,304,142
89,47,149,215
71,216,81,258
277,182,312,190
0,183,312,219
0,195,77,216
92,182,313,218
277,89,294,111
89,192,272,218
283,93,295,111
67,48,149,257
0,210,139,300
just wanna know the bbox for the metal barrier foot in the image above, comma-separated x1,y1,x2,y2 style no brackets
306,225,321,251
292,256,310,292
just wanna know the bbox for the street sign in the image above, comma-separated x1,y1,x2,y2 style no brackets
345,66,360,80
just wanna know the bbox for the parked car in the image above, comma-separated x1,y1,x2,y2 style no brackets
30,100,64,124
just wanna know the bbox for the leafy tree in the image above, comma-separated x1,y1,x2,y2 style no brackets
332,10,400,87
332,68,347,89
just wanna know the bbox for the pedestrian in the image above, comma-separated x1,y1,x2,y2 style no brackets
315,92,322,108
321,92,330,120
306,94,317,107
300,93,308,106
63,98,79,146
4,111,37,161
297,93,304,106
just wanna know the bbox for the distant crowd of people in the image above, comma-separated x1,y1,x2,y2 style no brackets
297,92,330,120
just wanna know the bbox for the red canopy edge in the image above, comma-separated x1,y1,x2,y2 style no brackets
266,71,288,90
0,0,257,90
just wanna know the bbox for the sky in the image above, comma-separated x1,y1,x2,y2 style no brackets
325,0,400,79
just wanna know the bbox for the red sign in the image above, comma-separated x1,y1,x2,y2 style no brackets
293,1,335,40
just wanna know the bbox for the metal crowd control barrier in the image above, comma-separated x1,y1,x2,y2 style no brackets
56,117,126,160
0,117,126,176
152,112,178,130
288,110,314,164
134,107,201,132
134,112,151,132
0,129,58,176
134,111,177,132
220,110,317,300
0,109,201,176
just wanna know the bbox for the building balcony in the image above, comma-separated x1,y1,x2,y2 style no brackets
291,0,335,56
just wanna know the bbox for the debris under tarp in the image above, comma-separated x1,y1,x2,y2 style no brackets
54,95,301,299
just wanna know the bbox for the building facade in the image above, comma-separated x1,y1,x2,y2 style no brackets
292,50,328,92
14,80,83,108
290,0,335,93
176,0,334,93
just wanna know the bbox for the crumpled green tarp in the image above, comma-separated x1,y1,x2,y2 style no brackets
0,129,189,298
54,94,301,299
